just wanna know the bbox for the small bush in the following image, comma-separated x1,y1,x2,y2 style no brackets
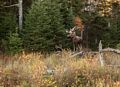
7,32,23,55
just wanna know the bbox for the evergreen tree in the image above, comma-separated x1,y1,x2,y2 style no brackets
0,12,17,53
59,0,74,29
23,0,67,52
7,32,23,55
58,0,74,49
103,2,120,48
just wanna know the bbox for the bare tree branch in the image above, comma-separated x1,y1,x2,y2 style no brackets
2,4,18,8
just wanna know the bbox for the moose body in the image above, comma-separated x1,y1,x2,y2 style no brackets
66,26,83,52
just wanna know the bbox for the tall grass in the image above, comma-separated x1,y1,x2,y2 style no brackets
0,51,120,87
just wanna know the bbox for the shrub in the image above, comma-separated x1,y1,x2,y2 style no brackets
7,32,23,55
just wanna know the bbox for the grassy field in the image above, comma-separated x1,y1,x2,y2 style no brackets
0,51,120,87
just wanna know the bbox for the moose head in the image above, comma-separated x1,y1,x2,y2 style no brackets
66,27,76,38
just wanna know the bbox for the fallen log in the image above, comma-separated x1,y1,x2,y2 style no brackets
102,48,120,54
70,51,84,58
70,51,99,58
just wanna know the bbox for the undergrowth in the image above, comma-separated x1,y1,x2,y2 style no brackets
0,51,120,87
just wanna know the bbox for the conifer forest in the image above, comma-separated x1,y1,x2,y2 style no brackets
0,0,120,87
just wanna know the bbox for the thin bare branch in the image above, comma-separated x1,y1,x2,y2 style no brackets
2,4,18,8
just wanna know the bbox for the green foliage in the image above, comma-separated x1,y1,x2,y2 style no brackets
88,16,109,49
0,12,17,53
58,0,74,49
0,13,17,40
80,12,109,50
116,43,120,49
105,16,120,48
71,0,84,16
7,32,23,55
23,0,70,52
116,17,120,49
59,0,74,29
0,0,120,53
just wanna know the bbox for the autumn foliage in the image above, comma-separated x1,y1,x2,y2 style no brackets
74,16,84,31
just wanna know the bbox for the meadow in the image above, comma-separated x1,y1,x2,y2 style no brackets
0,51,120,87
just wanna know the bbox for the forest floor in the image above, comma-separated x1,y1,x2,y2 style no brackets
0,51,120,87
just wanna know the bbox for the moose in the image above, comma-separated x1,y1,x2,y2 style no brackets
66,26,83,52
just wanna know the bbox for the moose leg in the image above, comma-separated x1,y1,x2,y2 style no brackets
76,44,79,52
77,44,79,52
78,43,82,52
77,44,80,52
73,43,76,52
80,43,82,51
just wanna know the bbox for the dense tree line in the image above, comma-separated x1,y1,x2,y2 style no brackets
23,0,71,52
0,0,120,54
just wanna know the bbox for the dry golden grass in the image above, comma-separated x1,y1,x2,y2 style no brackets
104,51,120,65
0,51,120,87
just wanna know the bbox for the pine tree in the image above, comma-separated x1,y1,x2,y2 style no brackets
23,0,67,52
7,32,23,55
0,12,17,53
59,0,74,29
